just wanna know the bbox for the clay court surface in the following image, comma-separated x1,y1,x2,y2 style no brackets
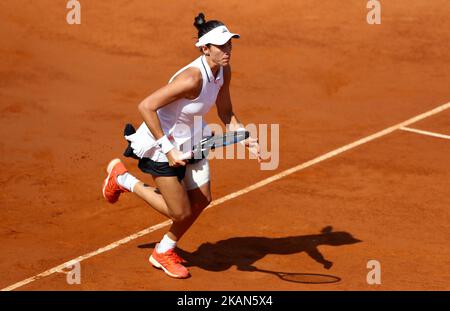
1,1,449,291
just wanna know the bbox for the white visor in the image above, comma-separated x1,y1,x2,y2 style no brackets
195,25,240,47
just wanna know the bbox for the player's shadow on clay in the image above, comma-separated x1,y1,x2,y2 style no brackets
138,226,361,273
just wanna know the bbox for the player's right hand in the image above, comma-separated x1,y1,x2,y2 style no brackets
167,148,187,167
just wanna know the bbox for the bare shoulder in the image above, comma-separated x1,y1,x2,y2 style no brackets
172,66,202,88
170,66,202,99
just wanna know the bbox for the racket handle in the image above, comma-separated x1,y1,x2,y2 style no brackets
180,151,193,160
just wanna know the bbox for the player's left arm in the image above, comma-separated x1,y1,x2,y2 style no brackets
216,65,242,131
216,65,261,162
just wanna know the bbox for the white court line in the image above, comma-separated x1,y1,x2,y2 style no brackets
2,102,450,291
400,126,450,140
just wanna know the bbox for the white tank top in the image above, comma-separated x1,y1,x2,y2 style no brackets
126,55,224,161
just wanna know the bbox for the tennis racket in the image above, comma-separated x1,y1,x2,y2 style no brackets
180,130,250,161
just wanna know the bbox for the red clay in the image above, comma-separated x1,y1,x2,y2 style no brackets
1,0,450,290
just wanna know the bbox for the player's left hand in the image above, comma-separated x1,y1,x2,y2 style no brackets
243,137,261,163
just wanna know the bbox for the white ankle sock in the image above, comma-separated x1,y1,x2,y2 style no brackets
157,234,177,253
116,172,139,192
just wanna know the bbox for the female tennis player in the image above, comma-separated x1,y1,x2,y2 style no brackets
102,13,261,279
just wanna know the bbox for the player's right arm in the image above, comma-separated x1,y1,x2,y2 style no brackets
138,67,202,167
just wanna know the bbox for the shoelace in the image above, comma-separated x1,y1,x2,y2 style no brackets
166,250,186,264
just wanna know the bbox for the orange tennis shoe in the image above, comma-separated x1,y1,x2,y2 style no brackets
102,158,130,203
149,244,190,279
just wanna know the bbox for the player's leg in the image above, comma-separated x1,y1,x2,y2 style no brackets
168,158,212,239
167,181,211,240
150,159,211,278
150,175,192,278
102,158,205,232
152,159,211,253
102,158,172,217
132,182,171,217
153,175,193,241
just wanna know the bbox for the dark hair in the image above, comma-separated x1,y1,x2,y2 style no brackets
193,13,224,39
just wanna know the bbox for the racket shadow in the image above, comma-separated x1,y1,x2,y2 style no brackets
243,266,341,284
138,226,360,283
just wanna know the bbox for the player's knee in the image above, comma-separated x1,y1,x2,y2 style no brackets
171,208,192,222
